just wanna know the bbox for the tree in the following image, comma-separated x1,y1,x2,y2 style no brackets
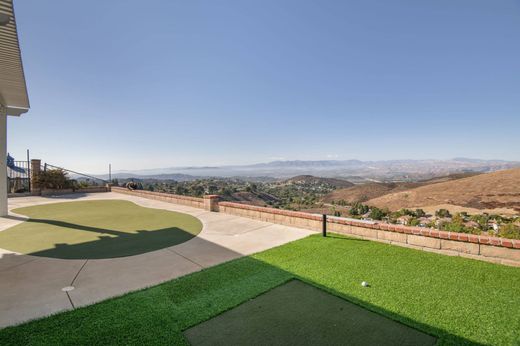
349,202,369,216
409,217,420,226
207,185,218,194
435,209,451,218
369,207,387,220
415,209,426,218
35,169,71,189
175,185,187,195
191,185,205,197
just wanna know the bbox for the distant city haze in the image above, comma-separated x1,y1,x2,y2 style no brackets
7,0,520,174
105,158,520,183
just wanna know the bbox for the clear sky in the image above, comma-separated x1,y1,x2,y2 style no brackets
7,0,520,173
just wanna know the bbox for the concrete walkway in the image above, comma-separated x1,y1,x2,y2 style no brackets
0,192,314,328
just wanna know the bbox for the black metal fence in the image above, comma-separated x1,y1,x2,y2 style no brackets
7,160,30,193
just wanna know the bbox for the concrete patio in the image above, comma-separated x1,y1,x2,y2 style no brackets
0,192,314,328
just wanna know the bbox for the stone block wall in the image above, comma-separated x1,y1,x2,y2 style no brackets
217,202,520,267
111,187,204,209
111,189,520,267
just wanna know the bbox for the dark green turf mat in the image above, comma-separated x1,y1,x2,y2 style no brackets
183,279,437,346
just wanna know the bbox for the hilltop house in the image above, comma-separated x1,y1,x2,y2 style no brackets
397,215,412,225
489,221,500,232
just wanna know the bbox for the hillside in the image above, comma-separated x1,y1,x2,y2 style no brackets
323,182,422,204
283,175,354,188
367,168,520,213
223,191,280,207
322,172,480,204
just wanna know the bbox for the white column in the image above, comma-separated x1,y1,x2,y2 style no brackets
0,105,7,216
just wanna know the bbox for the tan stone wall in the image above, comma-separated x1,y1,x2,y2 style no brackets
111,187,204,209
216,202,520,267
219,202,322,231
203,195,220,212
76,186,110,194
110,190,520,267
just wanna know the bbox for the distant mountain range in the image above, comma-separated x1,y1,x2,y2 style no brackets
103,158,520,182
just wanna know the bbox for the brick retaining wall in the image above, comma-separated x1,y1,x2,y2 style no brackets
111,189,520,267
218,201,520,267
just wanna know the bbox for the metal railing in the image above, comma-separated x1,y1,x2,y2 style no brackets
7,160,30,193
44,163,108,188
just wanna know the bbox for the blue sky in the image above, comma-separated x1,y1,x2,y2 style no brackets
8,0,520,173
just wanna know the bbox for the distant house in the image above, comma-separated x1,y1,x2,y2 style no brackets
418,217,432,227
464,221,480,229
435,217,452,227
488,221,500,232
397,215,412,225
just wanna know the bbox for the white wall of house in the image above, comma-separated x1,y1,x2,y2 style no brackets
0,106,7,216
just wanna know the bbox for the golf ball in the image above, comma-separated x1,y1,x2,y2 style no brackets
361,281,368,287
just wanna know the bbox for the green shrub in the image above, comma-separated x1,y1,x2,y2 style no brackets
435,209,452,218
35,169,72,190
369,207,387,220
409,217,420,226
499,223,520,239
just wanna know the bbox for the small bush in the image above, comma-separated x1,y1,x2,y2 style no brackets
499,224,520,239
35,169,72,190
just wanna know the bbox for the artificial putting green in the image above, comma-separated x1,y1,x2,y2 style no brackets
184,279,437,345
0,200,202,259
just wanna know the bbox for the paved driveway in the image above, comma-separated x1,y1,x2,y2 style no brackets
0,192,314,328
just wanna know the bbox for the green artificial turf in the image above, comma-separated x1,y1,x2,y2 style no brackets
0,234,519,345
184,279,437,346
0,200,202,259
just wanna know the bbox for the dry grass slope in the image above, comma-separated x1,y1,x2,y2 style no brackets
323,182,422,204
367,168,520,213
322,173,480,204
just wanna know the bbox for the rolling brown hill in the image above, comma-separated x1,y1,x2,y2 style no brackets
323,182,422,204
367,168,520,213
322,172,481,204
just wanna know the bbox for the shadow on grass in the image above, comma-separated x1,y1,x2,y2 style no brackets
1,218,199,260
325,233,369,241
44,193,89,200
0,233,485,345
